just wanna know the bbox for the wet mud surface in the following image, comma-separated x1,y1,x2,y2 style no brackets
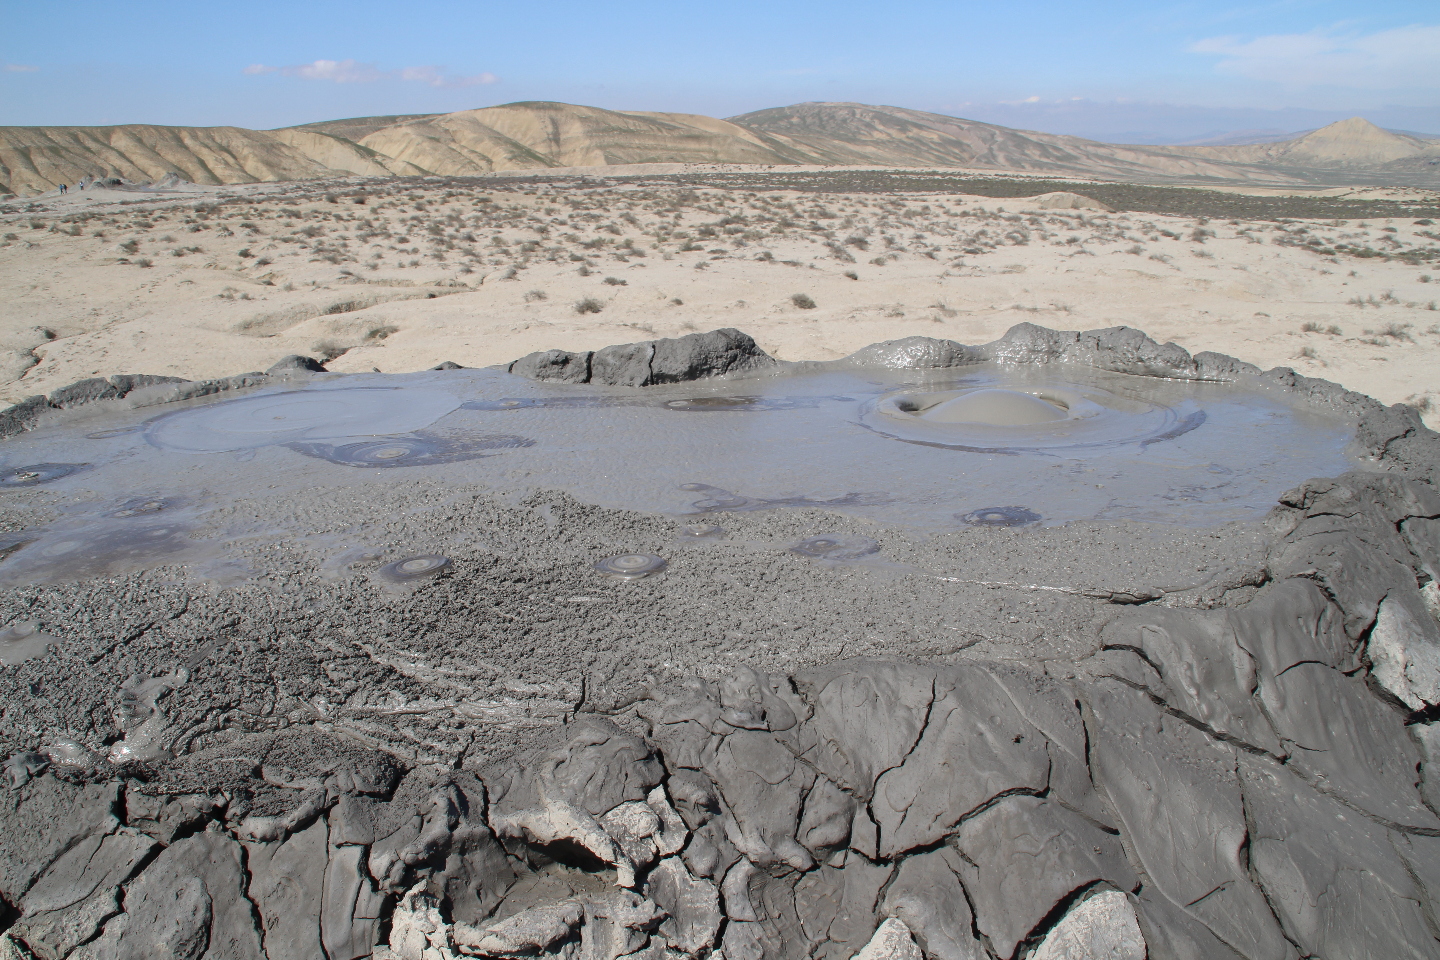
0,323,1437,959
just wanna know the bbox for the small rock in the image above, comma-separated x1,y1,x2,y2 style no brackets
1367,592,1440,709
266,355,327,375
1030,890,1145,960
854,918,923,960
2,753,48,790
509,348,591,383
387,883,457,960
0,933,34,960
452,899,582,956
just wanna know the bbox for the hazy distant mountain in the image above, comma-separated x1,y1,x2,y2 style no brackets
1172,129,1310,147
3,102,1438,197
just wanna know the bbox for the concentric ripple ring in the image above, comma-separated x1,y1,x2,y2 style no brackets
960,506,1043,527
594,554,667,578
146,387,461,452
0,464,87,487
791,536,880,560
379,555,453,582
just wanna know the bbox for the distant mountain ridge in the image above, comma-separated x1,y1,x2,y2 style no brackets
3,101,1438,197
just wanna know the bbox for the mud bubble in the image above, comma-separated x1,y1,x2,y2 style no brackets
0,621,58,666
0,522,193,585
959,506,1043,527
379,555,453,582
289,432,534,468
108,496,175,518
864,382,1205,454
0,463,88,487
680,523,725,538
891,387,1082,426
790,535,881,561
682,483,891,514
593,554,668,579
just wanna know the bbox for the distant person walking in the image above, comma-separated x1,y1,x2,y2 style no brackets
58,183,67,194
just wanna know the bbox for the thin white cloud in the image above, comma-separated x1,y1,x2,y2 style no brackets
4,64,39,73
244,59,497,88
1192,23,1440,90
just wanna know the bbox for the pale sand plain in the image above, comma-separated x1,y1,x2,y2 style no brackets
2,171,1438,426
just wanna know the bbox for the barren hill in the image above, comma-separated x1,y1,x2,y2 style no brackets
1182,117,1440,169
3,101,1438,197
0,123,420,196
354,101,802,174
727,102,1287,182
286,113,440,142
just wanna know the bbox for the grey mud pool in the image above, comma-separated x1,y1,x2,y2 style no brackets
1,327,1440,960
0,360,1357,589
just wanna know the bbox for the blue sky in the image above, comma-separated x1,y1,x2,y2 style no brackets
2,1,1437,141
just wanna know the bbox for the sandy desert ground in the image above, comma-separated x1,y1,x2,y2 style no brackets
2,170,1439,427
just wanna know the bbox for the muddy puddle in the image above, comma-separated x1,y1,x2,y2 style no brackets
0,364,1357,586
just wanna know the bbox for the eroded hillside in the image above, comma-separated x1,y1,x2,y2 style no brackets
5,102,1439,198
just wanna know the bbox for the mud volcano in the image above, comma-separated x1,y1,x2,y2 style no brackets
0,323,1438,960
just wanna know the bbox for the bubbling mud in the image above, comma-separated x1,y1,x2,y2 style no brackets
680,523,725,538
108,496,175,518
865,381,1203,454
0,621,58,666
290,432,534,468
594,554,668,578
0,355,1365,589
960,506,1043,527
790,535,881,560
0,463,88,487
109,669,188,763
379,555,453,582
0,519,195,587
893,387,1078,426
682,483,892,514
